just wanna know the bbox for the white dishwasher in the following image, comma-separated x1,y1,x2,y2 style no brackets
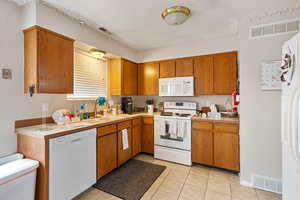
49,129,96,200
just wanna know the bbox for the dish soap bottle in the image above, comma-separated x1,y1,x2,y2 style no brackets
79,104,85,121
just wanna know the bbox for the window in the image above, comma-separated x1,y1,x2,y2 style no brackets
67,48,107,99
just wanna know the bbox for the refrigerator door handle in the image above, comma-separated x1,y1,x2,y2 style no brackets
290,90,300,162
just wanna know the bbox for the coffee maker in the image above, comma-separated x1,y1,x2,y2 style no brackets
121,97,133,114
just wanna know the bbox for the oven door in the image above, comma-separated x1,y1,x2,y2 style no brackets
154,118,191,150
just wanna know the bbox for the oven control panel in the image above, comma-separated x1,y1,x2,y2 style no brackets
164,102,197,110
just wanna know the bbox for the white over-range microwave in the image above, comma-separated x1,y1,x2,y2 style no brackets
159,76,194,97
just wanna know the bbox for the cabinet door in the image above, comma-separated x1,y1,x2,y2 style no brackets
192,129,214,165
132,118,142,156
213,52,237,95
109,58,122,95
122,59,138,95
97,133,117,179
214,131,239,171
142,117,154,154
194,56,214,95
138,63,159,95
175,57,194,77
118,128,132,166
159,60,175,78
38,30,74,93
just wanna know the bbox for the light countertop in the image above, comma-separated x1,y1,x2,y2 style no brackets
16,112,239,139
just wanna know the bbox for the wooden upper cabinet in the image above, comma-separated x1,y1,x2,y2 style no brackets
175,57,194,77
159,60,175,78
138,62,159,95
109,58,138,96
23,26,74,94
213,52,238,95
194,55,214,95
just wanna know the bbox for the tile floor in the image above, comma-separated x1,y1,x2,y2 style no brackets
74,154,282,200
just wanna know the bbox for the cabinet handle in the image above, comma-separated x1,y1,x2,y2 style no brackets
71,138,82,143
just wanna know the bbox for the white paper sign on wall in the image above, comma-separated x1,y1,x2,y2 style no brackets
261,61,282,90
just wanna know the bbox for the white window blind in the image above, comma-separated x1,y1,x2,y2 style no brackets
67,49,107,99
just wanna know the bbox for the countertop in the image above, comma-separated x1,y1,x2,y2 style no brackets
192,116,239,124
16,112,239,139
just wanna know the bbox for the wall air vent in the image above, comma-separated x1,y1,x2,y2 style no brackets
252,174,282,194
250,18,300,39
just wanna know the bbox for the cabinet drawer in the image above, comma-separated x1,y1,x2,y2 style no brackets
98,124,117,137
143,117,153,125
214,123,239,133
192,121,213,131
118,120,132,130
133,118,142,126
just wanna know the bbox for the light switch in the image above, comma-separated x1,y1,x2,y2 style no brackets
2,68,12,80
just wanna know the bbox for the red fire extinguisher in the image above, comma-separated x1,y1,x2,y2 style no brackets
232,90,240,111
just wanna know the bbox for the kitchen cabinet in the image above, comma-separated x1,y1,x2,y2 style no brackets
132,118,142,156
117,120,132,166
141,117,154,154
159,60,176,78
138,62,159,95
192,121,240,171
175,57,194,77
192,122,214,165
109,58,138,96
214,123,240,171
23,25,74,94
194,55,214,95
213,52,238,95
97,125,118,179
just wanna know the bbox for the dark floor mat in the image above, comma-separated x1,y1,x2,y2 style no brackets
93,159,166,200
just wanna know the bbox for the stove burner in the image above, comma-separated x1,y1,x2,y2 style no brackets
160,112,173,116
175,113,191,117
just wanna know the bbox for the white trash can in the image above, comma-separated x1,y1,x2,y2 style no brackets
0,154,39,200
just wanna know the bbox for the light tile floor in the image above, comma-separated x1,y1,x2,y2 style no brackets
74,154,282,200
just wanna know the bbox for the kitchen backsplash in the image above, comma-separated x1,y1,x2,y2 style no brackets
131,95,232,110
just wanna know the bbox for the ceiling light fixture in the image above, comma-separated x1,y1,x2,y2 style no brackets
89,48,106,59
161,6,191,25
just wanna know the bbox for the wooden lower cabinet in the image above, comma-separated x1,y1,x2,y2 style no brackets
192,121,240,171
132,118,142,156
97,133,117,179
214,131,239,171
117,120,132,166
142,117,154,154
192,129,213,165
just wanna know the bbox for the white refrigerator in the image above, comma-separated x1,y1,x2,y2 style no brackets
281,32,300,200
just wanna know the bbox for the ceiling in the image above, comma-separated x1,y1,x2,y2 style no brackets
43,0,300,51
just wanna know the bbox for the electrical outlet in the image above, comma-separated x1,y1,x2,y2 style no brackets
2,68,12,80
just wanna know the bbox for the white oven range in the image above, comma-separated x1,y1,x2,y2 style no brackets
154,102,197,166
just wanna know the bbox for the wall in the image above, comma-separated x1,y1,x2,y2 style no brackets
137,35,239,62
238,15,300,184
0,1,84,157
135,35,239,111
36,1,139,63
136,12,300,185
0,0,128,157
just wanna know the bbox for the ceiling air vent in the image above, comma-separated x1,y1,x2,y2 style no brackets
250,18,300,39
98,27,113,35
